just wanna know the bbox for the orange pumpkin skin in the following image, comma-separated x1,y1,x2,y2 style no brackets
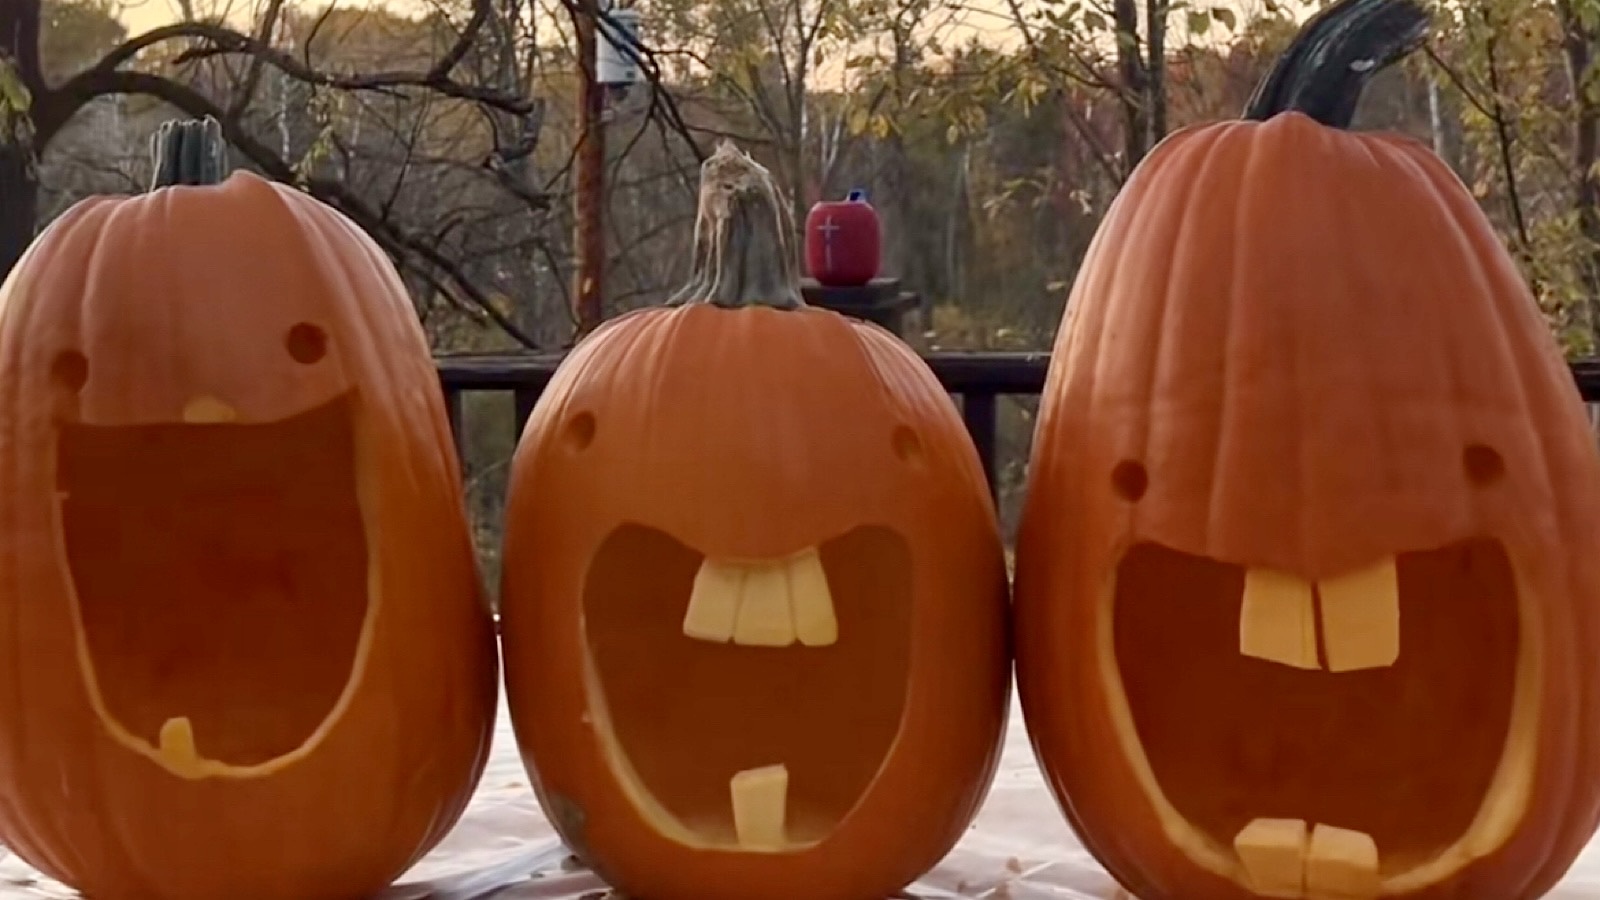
499,145,1010,900
1014,3,1600,898
0,133,497,899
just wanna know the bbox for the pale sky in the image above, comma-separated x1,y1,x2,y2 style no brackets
114,0,1305,39
115,0,407,33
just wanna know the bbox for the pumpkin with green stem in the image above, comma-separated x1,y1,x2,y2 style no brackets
0,117,497,899
499,141,1010,900
1015,2,1600,897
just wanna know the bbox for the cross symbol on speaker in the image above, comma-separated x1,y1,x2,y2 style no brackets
815,215,842,272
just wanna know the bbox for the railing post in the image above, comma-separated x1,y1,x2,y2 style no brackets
961,391,999,502
513,386,540,442
440,379,466,461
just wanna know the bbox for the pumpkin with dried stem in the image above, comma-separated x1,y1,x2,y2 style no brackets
500,141,1010,900
1014,2,1600,897
0,117,498,899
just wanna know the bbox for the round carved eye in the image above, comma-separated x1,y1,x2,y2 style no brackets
563,412,597,451
285,323,327,364
51,350,88,391
1463,443,1505,486
891,425,924,464
1112,459,1148,502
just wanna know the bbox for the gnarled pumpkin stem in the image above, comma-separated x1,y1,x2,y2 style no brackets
148,116,228,189
668,140,803,310
1242,0,1429,129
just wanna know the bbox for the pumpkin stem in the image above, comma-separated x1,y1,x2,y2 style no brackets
148,116,228,189
667,140,803,310
1242,0,1429,128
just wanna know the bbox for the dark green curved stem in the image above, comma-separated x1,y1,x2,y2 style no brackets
148,116,228,189
1243,0,1430,128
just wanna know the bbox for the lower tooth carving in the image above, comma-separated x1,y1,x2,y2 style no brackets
1240,568,1319,669
1234,818,1309,899
732,566,795,646
1317,558,1400,672
1305,824,1380,899
1232,820,1381,900
158,716,201,770
730,764,789,850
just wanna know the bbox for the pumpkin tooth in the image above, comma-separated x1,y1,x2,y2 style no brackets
732,564,796,646
180,394,238,423
730,763,789,850
786,547,837,647
1233,818,1309,899
683,560,745,642
1305,824,1380,899
1317,558,1401,672
1239,568,1320,670
157,716,201,769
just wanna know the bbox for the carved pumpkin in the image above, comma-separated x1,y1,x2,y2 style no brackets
0,119,498,898
1013,2,1600,898
499,142,1010,900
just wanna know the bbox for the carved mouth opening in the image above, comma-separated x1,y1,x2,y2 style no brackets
57,394,372,777
583,524,913,851
1109,539,1535,897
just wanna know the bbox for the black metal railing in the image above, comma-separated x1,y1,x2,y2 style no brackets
438,353,1600,496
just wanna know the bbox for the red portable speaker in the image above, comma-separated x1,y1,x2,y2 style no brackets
805,189,881,287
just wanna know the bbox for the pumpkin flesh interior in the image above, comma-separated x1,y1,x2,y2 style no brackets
583,524,912,850
1112,539,1526,888
58,394,369,768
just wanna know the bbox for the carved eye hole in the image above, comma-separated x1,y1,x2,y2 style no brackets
891,425,924,464
51,350,88,392
285,323,327,364
1112,459,1148,502
563,412,597,451
1463,444,1505,487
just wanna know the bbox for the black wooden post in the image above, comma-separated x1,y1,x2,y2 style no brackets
800,277,919,336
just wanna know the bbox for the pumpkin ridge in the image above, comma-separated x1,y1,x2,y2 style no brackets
846,321,992,502
1408,149,1560,503
1062,134,1192,493
1143,126,1249,551
1204,122,1289,560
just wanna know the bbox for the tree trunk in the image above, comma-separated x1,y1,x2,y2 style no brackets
572,0,607,338
1145,0,1169,144
0,145,35,281
1113,0,1150,174
0,0,43,281
880,25,914,287
1427,76,1464,173
1557,1,1600,340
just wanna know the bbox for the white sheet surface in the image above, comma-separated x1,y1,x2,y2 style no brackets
5,689,1600,899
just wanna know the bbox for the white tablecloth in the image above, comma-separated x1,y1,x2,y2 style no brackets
6,684,1600,899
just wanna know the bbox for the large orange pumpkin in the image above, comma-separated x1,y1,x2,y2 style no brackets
499,142,1010,900
1014,2,1600,898
0,118,498,898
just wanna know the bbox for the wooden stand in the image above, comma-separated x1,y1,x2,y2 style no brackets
800,277,920,337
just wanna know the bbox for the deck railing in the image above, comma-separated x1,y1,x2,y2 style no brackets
437,352,1600,497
